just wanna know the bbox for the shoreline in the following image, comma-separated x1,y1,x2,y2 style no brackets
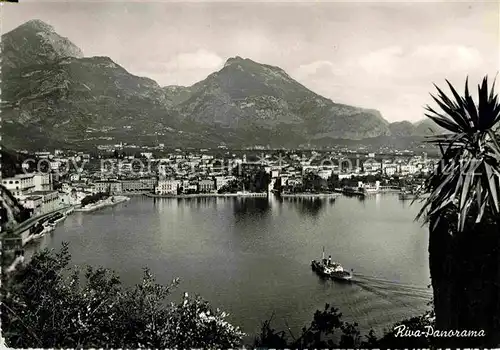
144,192,268,198
280,193,341,198
75,196,130,212
142,192,401,199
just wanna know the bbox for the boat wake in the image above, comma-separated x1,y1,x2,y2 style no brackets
352,273,432,302
329,273,433,333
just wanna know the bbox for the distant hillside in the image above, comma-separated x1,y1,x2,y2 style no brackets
1,19,195,149
162,85,194,107
2,19,439,150
2,19,83,70
414,119,446,135
389,121,416,137
389,119,445,137
172,56,391,145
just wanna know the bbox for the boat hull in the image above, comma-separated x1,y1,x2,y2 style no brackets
311,260,352,282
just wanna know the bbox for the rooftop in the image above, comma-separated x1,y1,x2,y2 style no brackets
25,196,43,200
4,174,35,180
30,190,58,195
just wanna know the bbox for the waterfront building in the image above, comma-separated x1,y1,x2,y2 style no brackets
215,176,236,190
94,180,123,194
186,183,198,192
198,179,215,193
58,189,84,206
120,178,157,193
2,174,36,198
29,190,60,214
23,195,43,216
357,181,381,193
156,180,181,195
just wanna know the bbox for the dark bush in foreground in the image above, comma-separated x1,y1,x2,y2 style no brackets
1,243,244,348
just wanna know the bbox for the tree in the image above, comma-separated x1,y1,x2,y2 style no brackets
273,177,283,194
1,244,244,348
217,179,241,194
254,303,436,349
327,174,340,190
416,77,500,347
253,169,271,192
303,172,327,193
80,192,108,207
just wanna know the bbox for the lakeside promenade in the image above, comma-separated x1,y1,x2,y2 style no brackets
10,205,75,237
280,193,341,198
144,191,401,199
144,192,268,198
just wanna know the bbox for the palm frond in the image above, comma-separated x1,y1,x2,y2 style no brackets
419,76,500,232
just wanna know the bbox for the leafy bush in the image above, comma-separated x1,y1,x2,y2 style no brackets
1,243,244,348
254,305,436,349
80,192,108,207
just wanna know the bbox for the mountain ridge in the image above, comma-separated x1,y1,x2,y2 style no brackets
1,20,442,150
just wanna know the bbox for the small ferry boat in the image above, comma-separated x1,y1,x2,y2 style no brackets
311,248,353,282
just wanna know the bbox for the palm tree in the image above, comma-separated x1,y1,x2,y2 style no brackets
417,76,500,347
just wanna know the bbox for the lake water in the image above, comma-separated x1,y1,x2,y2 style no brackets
31,194,432,342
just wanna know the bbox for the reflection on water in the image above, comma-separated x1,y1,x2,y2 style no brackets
233,197,270,217
284,197,331,217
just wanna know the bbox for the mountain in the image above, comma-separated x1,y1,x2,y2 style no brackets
1,20,204,149
172,56,390,144
389,120,445,137
414,119,446,135
388,121,416,137
3,20,429,150
2,19,83,70
162,85,194,108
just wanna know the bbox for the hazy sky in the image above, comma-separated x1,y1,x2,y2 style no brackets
2,1,499,122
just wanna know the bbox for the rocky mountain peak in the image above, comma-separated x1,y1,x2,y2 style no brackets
224,56,245,67
1,19,83,69
18,19,55,33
